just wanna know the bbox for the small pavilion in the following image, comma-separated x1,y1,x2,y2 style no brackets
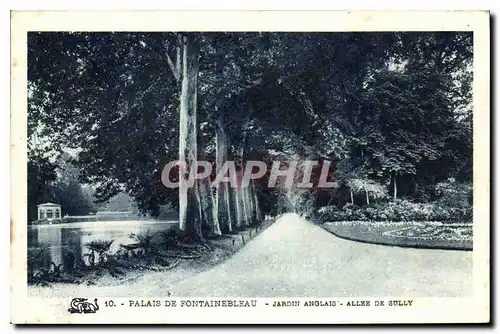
37,202,62,220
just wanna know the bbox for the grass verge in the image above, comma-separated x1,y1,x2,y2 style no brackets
321,221,472,251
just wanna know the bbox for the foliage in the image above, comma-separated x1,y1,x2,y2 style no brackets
435,178,472,209
97,192,138,213
27,31,473,238
159,226,190,247
277,188,316,218
28,151,97,223
334,32,472,205
28,32,180,216
318,199,471,223
27,245,51,278
84,239,114,266
27,245,72,285
129,230,155,254
347,178,388,200
28,154,57,222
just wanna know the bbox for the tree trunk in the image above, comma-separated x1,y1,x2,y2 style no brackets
246,185,254,223
252,181,262,221
350,189,354,205
215,120,233,233
198,177,222,236
233,172,247,227
222,182,233,232
365,189,370,205
186,179,203,240
178,34,203,240
393,171,397,201
240,176,252,226
234,115,251,227
248,180,257,222
231,184,243,228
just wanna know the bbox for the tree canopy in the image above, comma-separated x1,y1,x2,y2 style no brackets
28,32,473,237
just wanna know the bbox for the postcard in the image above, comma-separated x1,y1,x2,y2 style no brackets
11,10,490,324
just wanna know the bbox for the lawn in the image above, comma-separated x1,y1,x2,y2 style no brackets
322,221,472,251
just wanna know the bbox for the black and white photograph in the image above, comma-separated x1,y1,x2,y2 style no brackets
10,10,490,324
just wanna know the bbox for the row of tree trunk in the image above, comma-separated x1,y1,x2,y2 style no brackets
171,34,262,240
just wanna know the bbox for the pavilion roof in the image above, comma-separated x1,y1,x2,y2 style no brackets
37,202,61,207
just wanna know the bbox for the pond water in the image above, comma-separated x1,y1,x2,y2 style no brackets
28,220,178,268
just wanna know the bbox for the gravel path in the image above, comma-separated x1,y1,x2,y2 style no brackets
171,213,472,297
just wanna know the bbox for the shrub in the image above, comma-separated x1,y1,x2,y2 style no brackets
130,230,155,254
435,178,472,209
347,179,388,201
27,245,68,285
85,239,114,266
160,226,189,247
28,245,50,278
318,199,471,223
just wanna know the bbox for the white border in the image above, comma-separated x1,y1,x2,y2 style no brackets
9,10,490,325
